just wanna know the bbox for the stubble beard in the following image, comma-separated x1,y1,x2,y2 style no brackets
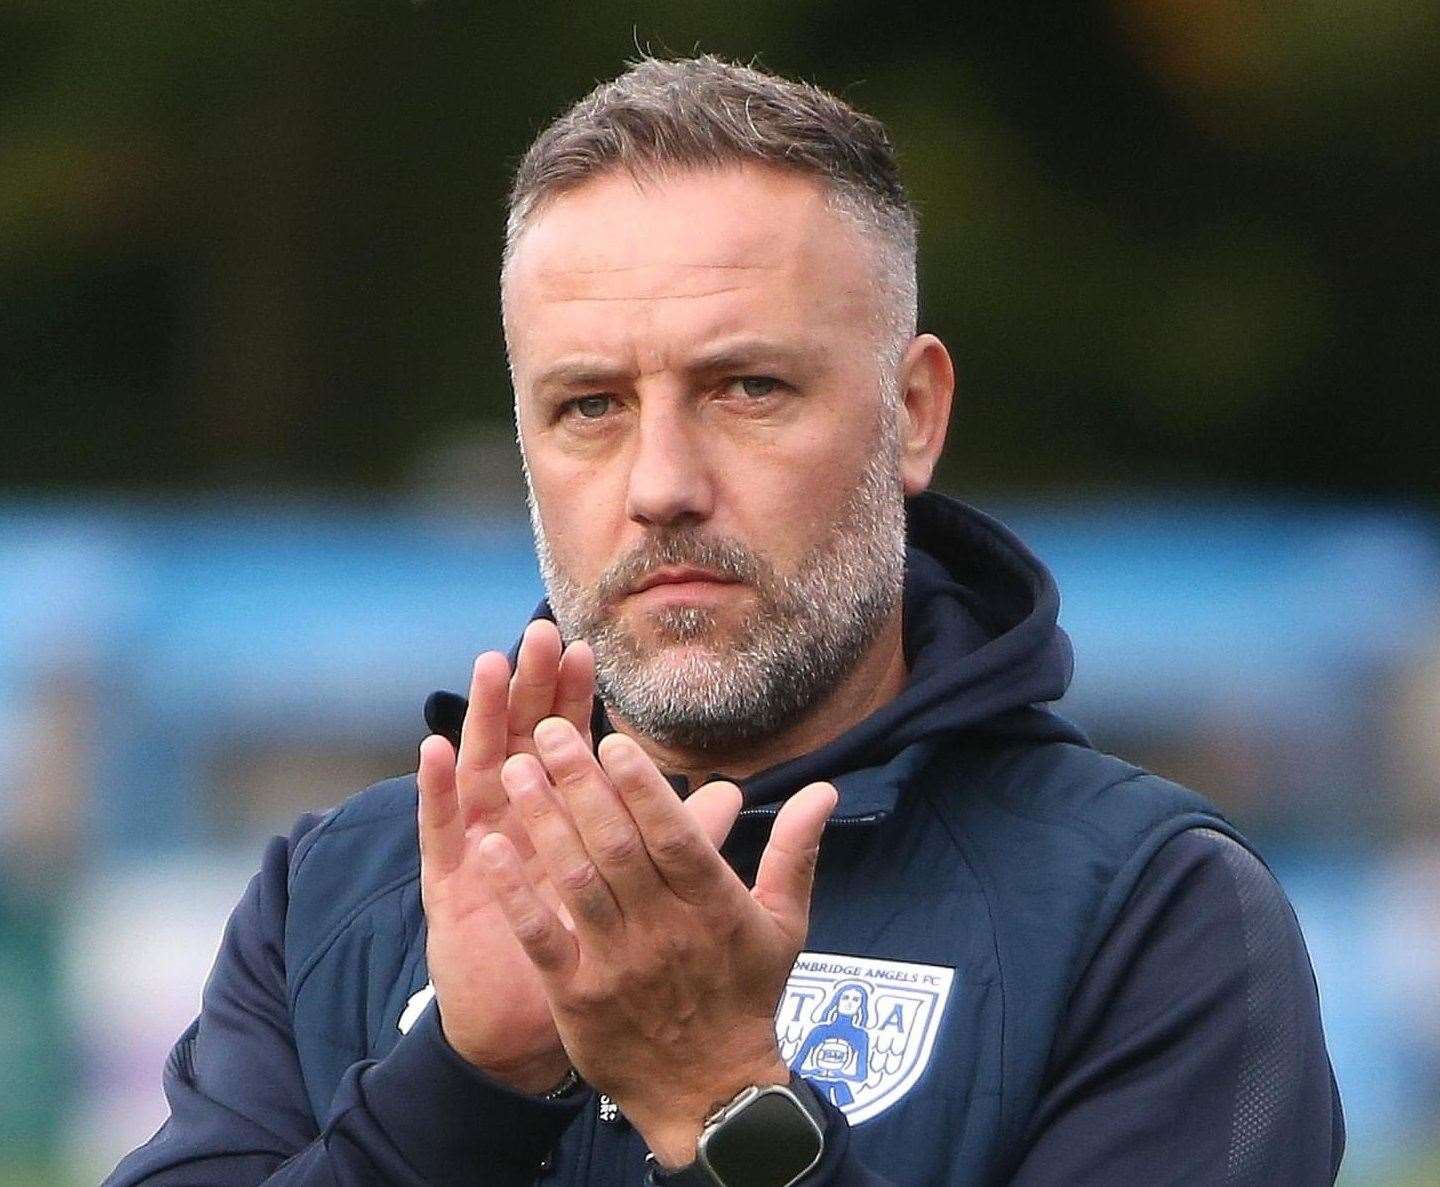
528,411,907,754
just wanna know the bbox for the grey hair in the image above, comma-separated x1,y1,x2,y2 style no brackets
502,54,918,364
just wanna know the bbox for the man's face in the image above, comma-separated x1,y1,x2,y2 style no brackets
504,164,909,751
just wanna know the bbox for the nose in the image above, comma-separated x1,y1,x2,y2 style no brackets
624,399,715,529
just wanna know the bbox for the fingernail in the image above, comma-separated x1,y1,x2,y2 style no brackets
599,734,638,770
477,833,510,868
501,753,538,789
533,717,570,751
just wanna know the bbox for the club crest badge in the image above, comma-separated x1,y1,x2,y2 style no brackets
776,952,955,1125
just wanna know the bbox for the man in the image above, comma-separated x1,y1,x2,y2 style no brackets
108,56,1344,1185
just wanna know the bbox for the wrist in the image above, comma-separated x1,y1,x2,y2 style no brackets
439,1019,572,1095
640,1057,792,1171
480,1051,575,1096
646,1127,702,1174
648,1072,828,1187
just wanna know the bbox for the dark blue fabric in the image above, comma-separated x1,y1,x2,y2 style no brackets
1007,827,1345,1184
104,821,589,1187
105,492,1343,1185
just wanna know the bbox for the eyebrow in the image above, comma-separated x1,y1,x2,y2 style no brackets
531,336,822,391
688,336,821,375
530,357,629,390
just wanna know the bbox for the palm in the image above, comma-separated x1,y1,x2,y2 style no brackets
422,841,561,1070
416,621,592,1084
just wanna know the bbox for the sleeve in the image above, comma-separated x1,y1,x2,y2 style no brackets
795,1096,895,1186
1007,826,1346,1186
103,818,590,1186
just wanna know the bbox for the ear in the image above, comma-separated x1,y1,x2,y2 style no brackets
895,334,955,496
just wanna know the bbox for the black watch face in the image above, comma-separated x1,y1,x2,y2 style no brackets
703,1092,821,1187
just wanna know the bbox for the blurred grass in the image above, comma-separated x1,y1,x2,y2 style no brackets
6,1146,1439,1185
0,1165,68,1187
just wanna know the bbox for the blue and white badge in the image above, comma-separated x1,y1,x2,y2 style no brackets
776,952,955,1125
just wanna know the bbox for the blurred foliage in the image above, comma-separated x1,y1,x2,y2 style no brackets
0,876,66,1160
2,0,1437,498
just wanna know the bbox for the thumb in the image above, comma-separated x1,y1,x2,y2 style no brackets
752,782,837,940
683,780,744,851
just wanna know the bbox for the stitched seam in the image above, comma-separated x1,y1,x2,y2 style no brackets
289,780,417,886
918,776,1010,1164
289,871,420,1006
977,774,1148,851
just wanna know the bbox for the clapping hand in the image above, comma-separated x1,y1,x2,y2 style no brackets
475,715,837,1168
417,620,750,1097
417,620,593,1091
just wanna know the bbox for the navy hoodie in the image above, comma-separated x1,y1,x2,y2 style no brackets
106,492,1343,1185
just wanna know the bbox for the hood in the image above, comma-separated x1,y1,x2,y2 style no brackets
425,491,1087,813
736,491,1088,810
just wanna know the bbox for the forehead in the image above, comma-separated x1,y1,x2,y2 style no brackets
502,164,881,370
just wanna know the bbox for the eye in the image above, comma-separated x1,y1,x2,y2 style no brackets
733,376,782,398
570,394,613,419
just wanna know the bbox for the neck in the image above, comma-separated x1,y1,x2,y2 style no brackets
609,606,908,791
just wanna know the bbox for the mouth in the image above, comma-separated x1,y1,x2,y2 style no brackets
622,567,748,613
630,566,740,595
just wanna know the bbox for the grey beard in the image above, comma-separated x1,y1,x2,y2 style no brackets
530,424,906,753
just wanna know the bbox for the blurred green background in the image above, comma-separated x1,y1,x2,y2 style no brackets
3,2,1438,1184
6,0,1437,501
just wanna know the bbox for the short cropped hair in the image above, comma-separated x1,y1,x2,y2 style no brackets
503,55,919,357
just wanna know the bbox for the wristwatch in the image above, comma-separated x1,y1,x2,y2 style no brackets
647,1073,826,1187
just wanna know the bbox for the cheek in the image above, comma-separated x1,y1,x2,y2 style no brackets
713,462,842,567
526,453,629,581
733,430,869,525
